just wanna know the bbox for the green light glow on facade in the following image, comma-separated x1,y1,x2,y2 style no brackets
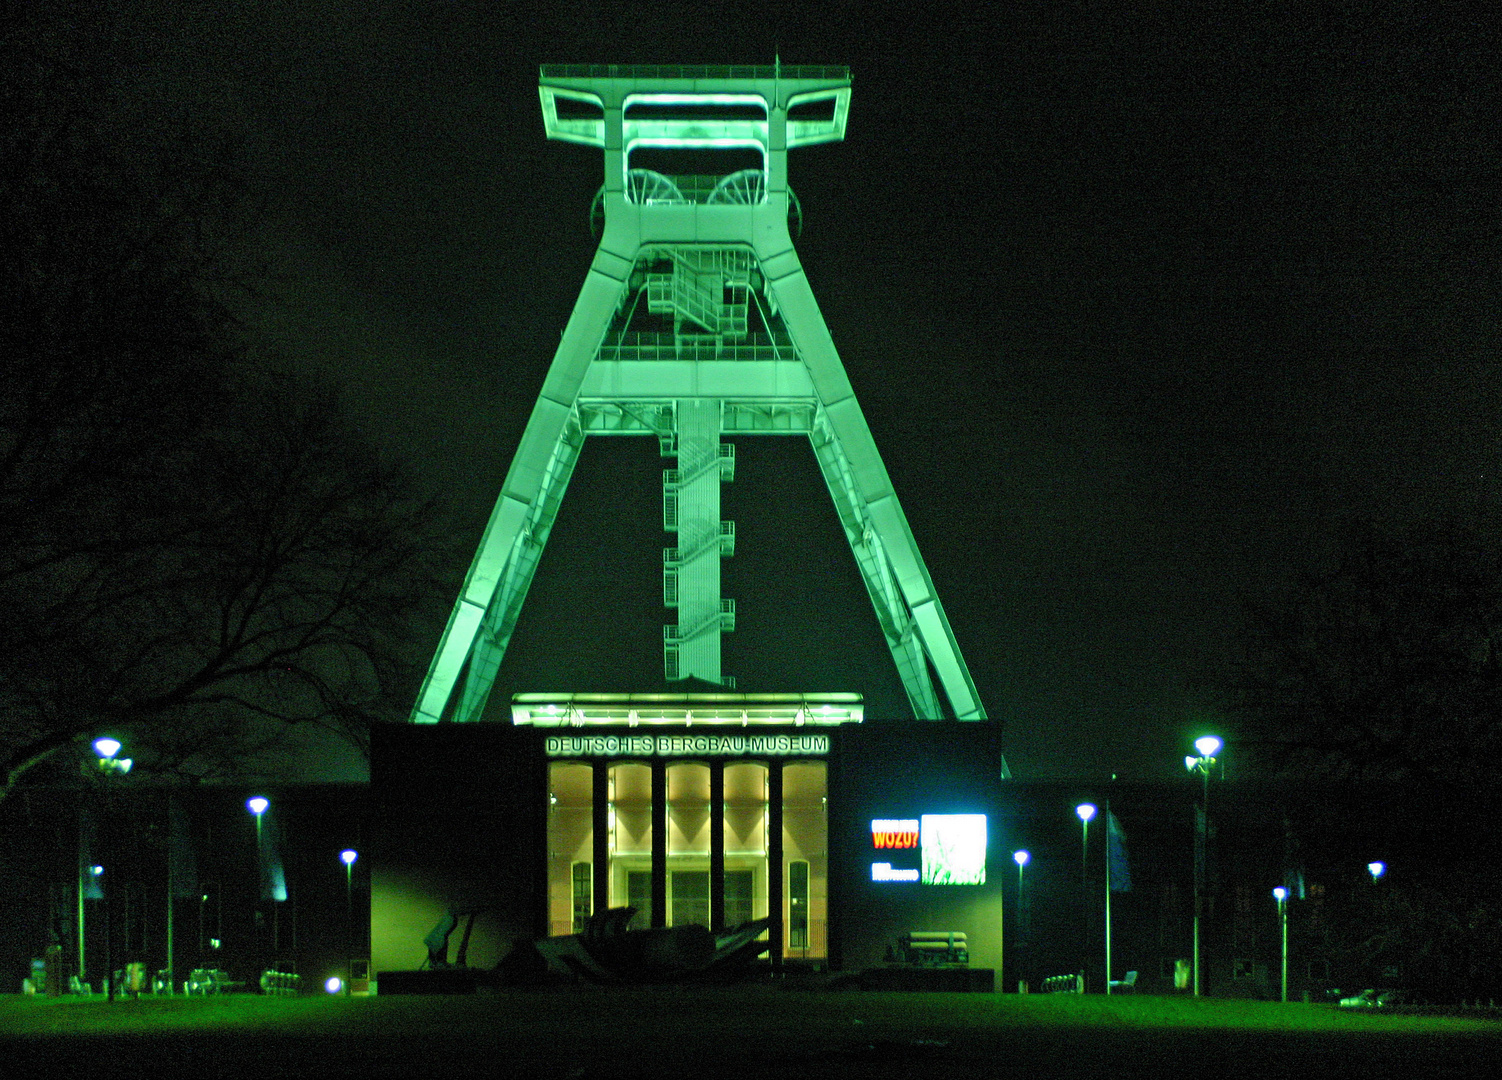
921,814,987,885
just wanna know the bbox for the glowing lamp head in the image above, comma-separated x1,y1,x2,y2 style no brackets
1194,735,1223,758
90,865,104,877
1368,861,1386,881
1013,849,1030,867
1273,887,1288,901
340,849,358,866
93,738,122,759
325,976,343,994
1076,803,1097,823
246,797,269,816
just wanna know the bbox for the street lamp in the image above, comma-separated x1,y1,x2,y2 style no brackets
1013,850,1030,993
1076,804,1096,992
341,850,358,995
1272,887,1289,1003
246,797,269,840
85,737,131,1002
1185,736,1221,996
1367,861,1386,885
247,797,272,964
93,738,132,775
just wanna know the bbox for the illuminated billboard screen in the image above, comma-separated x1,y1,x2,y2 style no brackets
869,814,986,885
920,814,987,885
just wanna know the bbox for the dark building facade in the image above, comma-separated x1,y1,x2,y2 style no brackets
369,711,1010,980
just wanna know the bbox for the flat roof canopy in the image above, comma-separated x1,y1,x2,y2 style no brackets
512,692,862,726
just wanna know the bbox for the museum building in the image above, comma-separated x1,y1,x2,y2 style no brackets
369,694,1009,982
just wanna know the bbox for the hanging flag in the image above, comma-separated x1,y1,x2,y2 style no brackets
1283,866,1306,901
258,810,288,902
1107,811,1132,892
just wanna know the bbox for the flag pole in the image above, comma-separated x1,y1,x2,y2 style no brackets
1105,800,1113,994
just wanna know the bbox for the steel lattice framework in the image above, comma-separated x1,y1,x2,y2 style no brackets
411,64,990,727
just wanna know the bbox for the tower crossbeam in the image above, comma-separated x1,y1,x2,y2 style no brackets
412,65,999,751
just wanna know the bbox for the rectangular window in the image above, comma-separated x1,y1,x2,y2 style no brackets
610,763,653,931
571,862,592,934
726,870,755,929
787,861,809,949
627,871,652,930
781,762,826,958
671,871,710,928
548,763,593,937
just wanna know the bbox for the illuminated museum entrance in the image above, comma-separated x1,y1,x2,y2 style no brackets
546,756,827,959
533,692,850,960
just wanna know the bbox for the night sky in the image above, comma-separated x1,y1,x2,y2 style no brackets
92,2,1500,779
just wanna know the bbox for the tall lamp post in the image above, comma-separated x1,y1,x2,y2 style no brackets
1184,736,1220,996
247,797,271,968
1076,803,1096,992
1272,887,1288,1002
340,850,358,995
1013,850,1030,993
87,738,131,1002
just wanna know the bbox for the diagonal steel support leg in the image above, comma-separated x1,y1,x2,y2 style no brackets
454,410,586,722
762,251,985,720
809,418,943,719
410,258,630,722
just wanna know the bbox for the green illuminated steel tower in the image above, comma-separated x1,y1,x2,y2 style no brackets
411,64,987,723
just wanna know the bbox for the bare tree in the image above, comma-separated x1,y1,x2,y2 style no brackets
1231,521,1502,791
1,15,455,801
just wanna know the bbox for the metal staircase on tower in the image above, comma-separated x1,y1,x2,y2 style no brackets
410,64,998,746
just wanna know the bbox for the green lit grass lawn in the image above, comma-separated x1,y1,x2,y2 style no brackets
3,990,1500,1078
